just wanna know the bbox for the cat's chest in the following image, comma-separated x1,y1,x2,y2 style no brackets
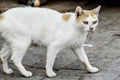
66,34,87,48
71,38,85,48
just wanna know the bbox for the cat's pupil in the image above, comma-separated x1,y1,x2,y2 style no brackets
93,21,97,24
83,21,88,25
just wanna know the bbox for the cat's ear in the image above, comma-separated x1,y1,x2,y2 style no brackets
75,6,83,19
93,5,101,15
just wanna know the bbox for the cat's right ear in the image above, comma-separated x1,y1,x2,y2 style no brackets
93,5,101,15
75,6,83,19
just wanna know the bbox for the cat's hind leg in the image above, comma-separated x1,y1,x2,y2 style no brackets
10,40,32,77
0,42,13,74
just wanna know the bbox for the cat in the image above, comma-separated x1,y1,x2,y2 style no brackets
0,6,101,77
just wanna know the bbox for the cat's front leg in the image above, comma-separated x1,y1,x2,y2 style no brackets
46,44,62,77
72,46,99,73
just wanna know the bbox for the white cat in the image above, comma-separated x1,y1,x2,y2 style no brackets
0,6,101,77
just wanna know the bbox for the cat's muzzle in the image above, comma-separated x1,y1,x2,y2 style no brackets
88,27,94,32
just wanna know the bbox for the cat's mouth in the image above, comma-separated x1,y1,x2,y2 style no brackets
88,27,94,32
88,30,94,32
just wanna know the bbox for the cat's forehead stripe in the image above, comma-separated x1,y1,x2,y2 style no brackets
76,10,95,22
83,10,95,17
62,13,71,22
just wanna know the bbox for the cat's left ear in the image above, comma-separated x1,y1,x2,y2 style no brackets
93,5,101,15
75,6,83,19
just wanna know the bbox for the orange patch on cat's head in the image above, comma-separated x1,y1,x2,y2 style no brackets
62,13,71,22
76,10,96,22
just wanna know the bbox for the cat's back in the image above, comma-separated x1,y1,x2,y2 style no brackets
3,7,61,15
2,7,61,21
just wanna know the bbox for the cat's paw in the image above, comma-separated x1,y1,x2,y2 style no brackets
23,71,33,77
4,68,13,74
88,67,99,73
47,71,56,77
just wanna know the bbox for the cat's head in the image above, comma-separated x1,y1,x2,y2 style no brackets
75,6,101,32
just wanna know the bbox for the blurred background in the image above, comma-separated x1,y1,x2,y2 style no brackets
0,0,120,12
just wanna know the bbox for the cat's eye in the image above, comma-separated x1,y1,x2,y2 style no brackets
83,21,88,25
93,21,97,24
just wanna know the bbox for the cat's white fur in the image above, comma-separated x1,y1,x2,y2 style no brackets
0,6,101,77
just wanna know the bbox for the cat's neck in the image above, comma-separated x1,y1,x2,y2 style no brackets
70,13,88,35
61,12,88,36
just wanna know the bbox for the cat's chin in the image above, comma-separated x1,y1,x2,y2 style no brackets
87,30,95,33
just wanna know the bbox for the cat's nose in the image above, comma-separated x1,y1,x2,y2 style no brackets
90,27,94,32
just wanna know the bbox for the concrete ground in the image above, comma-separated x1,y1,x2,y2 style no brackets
0,0,120,80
